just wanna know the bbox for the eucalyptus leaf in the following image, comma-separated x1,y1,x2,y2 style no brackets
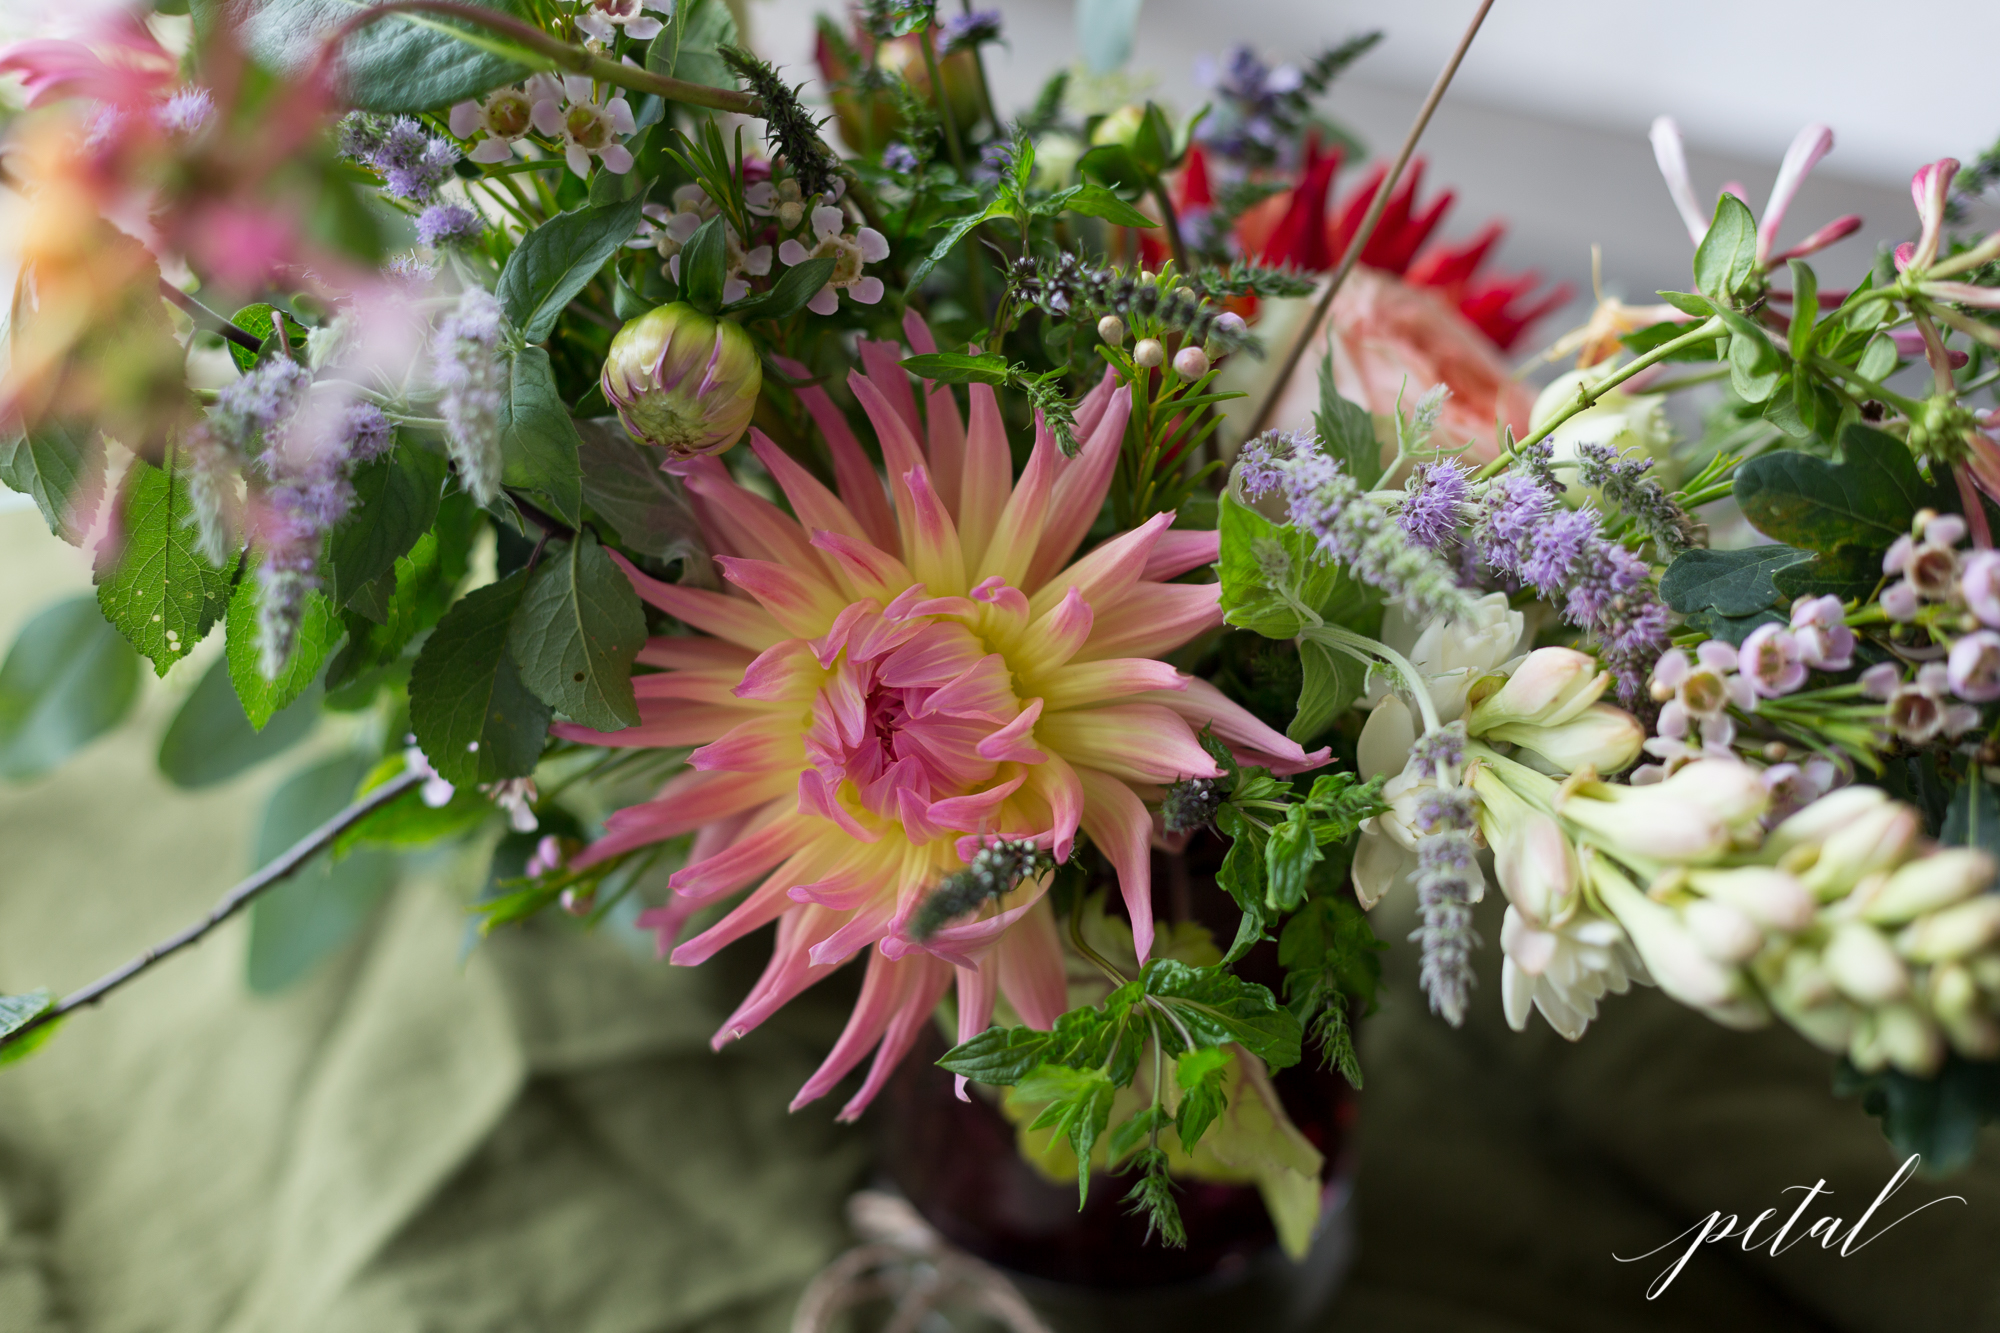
1770,545,1881,605
1734,423,1954,552
0,596,141,782
1659,545,1811,617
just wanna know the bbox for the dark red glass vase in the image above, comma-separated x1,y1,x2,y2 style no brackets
870,841,1357,1333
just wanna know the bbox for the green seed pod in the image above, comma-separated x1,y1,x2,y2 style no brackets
601,302,761,458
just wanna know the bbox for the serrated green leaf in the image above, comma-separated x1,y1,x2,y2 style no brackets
1217,492,1335,639
1837,1055,2000,1175
158,654,319,788
0,595,140,782
326,441,441,612
224,564,337,729
1057,181,1155,229
910,199,1011,286
1143,959,1301,1070
1020,1063,1117,1205
92,448,237,676
1315,355,1381,488
226,303,279,374
1734,423,1954,552
0,419,103,545
246,753,396,993
496,197,648,344
507,531,646,730
1263,803,1321,913
1289,638,1363,743
500,347,584,526
408,570,551,785
197,0,535,113
937,1025,1055,1085
1659,544,1811,617
1694,192,1758,302
1173,1046,1229,1151
575,418,705,563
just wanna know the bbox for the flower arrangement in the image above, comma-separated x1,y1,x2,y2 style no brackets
3,0,2000,1284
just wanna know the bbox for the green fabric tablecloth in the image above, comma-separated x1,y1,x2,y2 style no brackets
2,505,1997,1331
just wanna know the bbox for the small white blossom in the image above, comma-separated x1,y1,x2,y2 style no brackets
777,204,889,313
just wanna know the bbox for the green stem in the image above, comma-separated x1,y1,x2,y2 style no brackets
1149,177,1189,274
1809,351,1926,419
1304,624,1441,734
919,25,967,177
1476,315,1726,480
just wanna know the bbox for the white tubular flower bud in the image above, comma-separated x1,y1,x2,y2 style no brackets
1559,760,1767,865
1133,338,1165,368
1493,806,1579,924
1765,785,1891,858
1798,803,1923,900
1594,861,1765,1024
1895,895,2000,963
1860,848,1996,925
1824,921,1911,1004
1760,947,1859,1054
1683,898,1764,964
1467,647,1606,732
1930,963,2000,1058
1096,314,1126,345
1484,704,1645,776
1688,867,1816,932
1851,1002,1945,1077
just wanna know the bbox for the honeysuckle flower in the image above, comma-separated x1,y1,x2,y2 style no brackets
1788,594,1854,670
531,76,635,177
1898,157,1957,273
1648,117,1861,265
555,319,1326,1118
600,302,762,457
778,204,890,313
448,76,562,163
575,0,671,44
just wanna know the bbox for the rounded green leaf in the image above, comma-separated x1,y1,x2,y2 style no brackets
0,596,141,782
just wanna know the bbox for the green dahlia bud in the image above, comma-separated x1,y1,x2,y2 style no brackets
601,302,761,458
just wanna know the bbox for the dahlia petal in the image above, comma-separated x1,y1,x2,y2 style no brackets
926,772,1027,830
1137,677,1332,776
690,713,804,773
633,671,748,702
807,898,898,966
670,875,796,966
879,621,987,687
811,528,914,601
713,907,846,1046
552,700,739,748
810,601,876,668
976,417,1058,589
845,604,930,662
838,955,955,1120
904,595,977,619
976,697,1046,764
1021,751,1084,861
918,653,1019,723
716,555,848,638
921,390,967,525
669,811,813,901
1027,511,1173,620
1038,659,1188,710
1075,766,1158,964
611,550,785,650
849,369,929,528
791,946,914,1109
896,785,952,843
969,576,1032,622
636,895,704,958
732,639,822,702
797,770,879,841
1142,529,1222,581
1072,582,1223,661
578,769,792,867
957,383,1012,563
636,636,758,671
1036,703,1222,784
676,457,824,568
1027,376,1134,590
784,367,898,552
748,430,871,545
901,464,968,595
1069,366,1120,443
1011,586,1093,678
953,961,1000,1099
996,896,1068,1029
858,338,923,440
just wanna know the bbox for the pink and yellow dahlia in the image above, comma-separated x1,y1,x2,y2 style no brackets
559,314,1327,1118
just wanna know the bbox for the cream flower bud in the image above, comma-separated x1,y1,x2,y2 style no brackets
1097,314,1126,345
1687,867,1816,932
1825,921,1910,1004
1467,647,1606,731
1484,703,1645,776
1492,805,1579,924
1768,946,1838,1010
1595,863,1763,1021
1683,898,1764,964
1558,760,1766,865
1173,345,1210,380
1850,1002,1945,1077
1133,338,1165,368
601,302,761,458
1860,848,1996,925
1895,895,2000,962
1930,963,2000,1058
1765,784,1890,858
1798,803,1922,900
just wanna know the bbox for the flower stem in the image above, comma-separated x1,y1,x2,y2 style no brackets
1305,623,1442,734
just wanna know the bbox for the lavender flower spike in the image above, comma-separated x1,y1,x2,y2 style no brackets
1412,785,1482,1027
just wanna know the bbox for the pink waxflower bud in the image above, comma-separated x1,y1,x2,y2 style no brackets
1133,338,1165,369
601,302,761,458
1948,629,2000,702
1173,345,1210,380
1788,594,1854,669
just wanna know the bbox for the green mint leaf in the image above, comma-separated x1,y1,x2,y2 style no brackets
0,595,140,782
225,562,337,729
500,348,585,526
92,446,237,677
1315,356,1381,489
1143,960,1302,1071
507,531,646,731
326,441,442,614
1173,1046,1230,1151
0,989,58,1067
1021,1063,1117,1206
0,418,103,545
157,655,318,789
937,1025,1056,1085
408,570,551,785
496,197,648,343
574,419,705,564
1264,802,1322,913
